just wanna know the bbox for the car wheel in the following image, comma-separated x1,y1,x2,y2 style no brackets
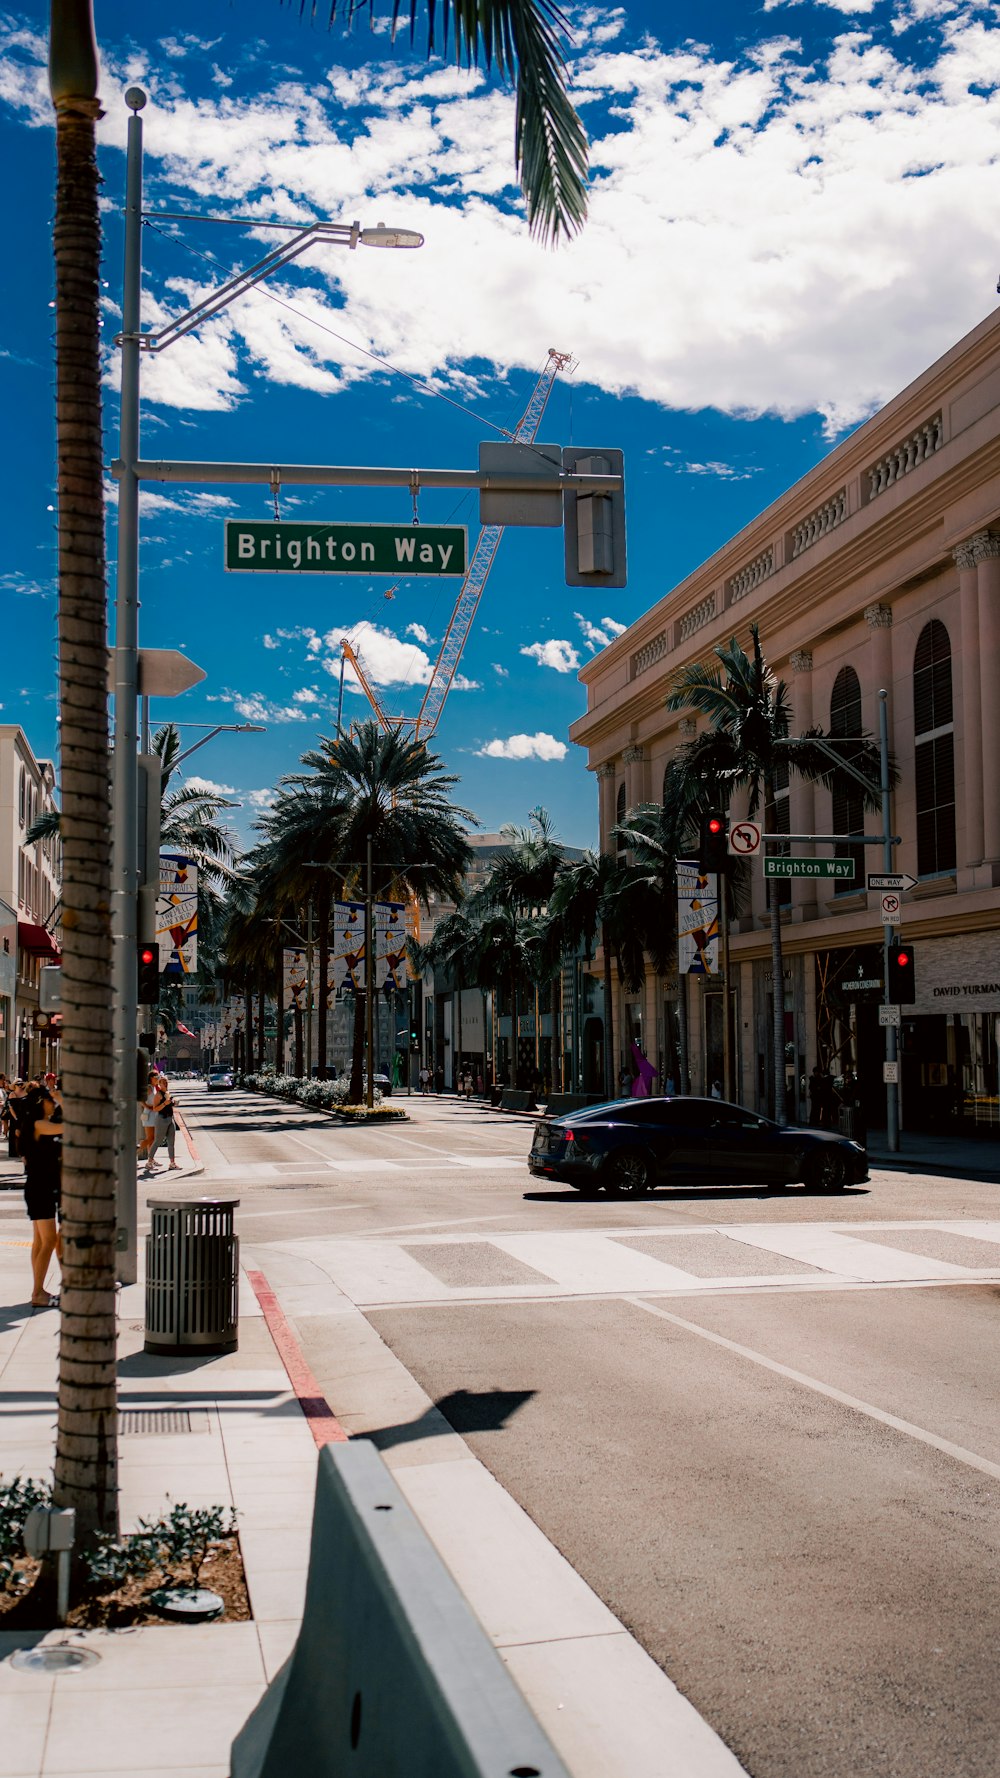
807,1150,845,1193
605,1149,653,1197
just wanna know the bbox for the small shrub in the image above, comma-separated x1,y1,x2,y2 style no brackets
0,1475,50,1589
81,1529,159,1593
144,1502,237,1586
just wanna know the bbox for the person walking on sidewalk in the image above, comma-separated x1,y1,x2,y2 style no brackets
22,1080,62,1307
139,1069,159,1168
147,1075,181,1173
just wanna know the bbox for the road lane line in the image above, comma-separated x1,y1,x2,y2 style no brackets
625,1295,1000,1482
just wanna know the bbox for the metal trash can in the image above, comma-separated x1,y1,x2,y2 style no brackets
838,1107,859,1140
145,1197,240,1356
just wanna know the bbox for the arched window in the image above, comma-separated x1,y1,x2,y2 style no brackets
913,620,955,877
830,666,865,892
615,782,627,854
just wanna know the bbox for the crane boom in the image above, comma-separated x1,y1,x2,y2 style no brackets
341,349,573,746
415,348,572,739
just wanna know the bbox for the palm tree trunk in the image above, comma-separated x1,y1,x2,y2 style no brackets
50,26,118,1543
275,933,284,1071
293,1004,303,1077
602,922,615,1097
256,985,265,1070
243,985,253,1071
317,882,331,1079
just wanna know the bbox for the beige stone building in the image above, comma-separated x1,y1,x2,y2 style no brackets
571,307,1000,1139
0,727,61,1077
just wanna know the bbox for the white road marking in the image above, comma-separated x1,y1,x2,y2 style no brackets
625,1296,1000,1483
723,1224,977,1281
492,1231,701,1293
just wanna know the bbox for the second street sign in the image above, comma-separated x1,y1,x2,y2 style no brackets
763,857,855,879
225,520,467,576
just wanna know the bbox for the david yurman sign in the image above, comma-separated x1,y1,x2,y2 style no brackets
225,521,467,576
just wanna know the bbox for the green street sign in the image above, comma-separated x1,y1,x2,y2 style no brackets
225,520,467,576
763,857,855,879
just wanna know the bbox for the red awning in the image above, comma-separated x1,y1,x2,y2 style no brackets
18,922,61,962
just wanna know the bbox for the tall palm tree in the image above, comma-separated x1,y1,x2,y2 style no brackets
288,723,474,1102
544,851,647,1097
666,624,884,1123
47,2,118,1544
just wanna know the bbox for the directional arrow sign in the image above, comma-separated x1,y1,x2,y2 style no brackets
107,648,207,697
867,872,918,892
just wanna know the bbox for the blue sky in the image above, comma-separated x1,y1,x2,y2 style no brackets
3,0,999,847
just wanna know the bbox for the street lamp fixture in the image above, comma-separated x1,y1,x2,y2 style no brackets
172,723,266,770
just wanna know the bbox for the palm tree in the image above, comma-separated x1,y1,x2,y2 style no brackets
665,624,884,1122
544,851,648,1097
46,2,119,1545
287,723,474,1102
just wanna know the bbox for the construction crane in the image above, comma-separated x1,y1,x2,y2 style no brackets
339,347,573,744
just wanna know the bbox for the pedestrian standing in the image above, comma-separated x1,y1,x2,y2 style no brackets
139,1070,159,1167
147,1075,181,1173
22,1082,62,1307
419,1065,430,1096
6,1080,27,1162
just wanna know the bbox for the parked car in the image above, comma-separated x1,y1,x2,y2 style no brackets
207,1067,234,1092
528,1096,868,1197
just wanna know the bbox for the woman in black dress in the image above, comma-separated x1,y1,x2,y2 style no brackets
22,1083,62,1307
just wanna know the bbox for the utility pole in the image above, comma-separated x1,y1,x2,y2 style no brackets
111,89,146,1284
365,836,375,1109
879,689,900,1152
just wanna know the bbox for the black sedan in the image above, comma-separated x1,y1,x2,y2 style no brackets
528,1096,868,1196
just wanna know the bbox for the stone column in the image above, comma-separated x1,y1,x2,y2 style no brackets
789,650,815,916
974,533,1000,865
955,538,984,869
595,761,617,854
623,743,646,812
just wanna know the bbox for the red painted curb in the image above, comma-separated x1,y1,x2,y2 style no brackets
247,1268,349,1447
174,1106,201,1167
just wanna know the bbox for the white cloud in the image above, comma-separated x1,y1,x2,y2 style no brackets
182,774,235,796
764,0,877,11
292,687,322,704
3,12,999,431
520,639,581,673
671,460,764,481
476,732,568,761
406,622,432,644
262,635,280,650
248,787,278,809
575,612,626,651
491,662,509,677
0,571,52,600
209,690,308,723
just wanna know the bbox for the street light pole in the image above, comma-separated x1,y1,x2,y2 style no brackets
365,836,375,1110
879,689,900,1153
111,88,146,1283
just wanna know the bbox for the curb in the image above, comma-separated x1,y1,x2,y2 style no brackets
247,1266,349,1447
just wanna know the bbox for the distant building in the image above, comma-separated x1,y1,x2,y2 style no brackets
0,727,61,1077
572,306,1000,1137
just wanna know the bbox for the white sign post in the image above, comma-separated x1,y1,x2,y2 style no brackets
880,892,902,925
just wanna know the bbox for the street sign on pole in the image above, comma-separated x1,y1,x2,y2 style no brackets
878,1004,901,1026
868,872,917,892
224,520,467,576
883,1060,899,1084
106,648,207,697
763,857,854,879
880,892,902,924
727,820,761,857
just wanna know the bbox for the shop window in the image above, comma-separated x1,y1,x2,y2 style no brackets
615,782,627,854
913,621,955,877
830,665,865,892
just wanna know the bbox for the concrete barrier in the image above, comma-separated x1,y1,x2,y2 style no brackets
231,1439,569,1778
499,1088,536,1113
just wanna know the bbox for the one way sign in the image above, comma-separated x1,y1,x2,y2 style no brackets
867,872,918,892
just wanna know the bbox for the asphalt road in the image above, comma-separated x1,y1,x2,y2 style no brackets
172,1086,1000,1778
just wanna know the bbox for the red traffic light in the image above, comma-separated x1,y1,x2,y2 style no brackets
896,950,910,967
707,818,723,834
140,947,155,966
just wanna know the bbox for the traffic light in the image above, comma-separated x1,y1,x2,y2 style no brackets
562,447,627,588
698,810,728,874
410,1028,420,1053
886,942,915,1004
137,942,160,1006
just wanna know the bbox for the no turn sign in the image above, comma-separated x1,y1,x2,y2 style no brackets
728,820,762,857
880,893,902,924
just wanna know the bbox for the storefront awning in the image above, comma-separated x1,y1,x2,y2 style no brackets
18,921,61,962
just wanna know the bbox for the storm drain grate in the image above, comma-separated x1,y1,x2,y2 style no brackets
119,1408,213,1437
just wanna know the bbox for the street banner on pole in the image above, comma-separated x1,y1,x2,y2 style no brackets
676,863,720,975
375,901,408,990
283,948,308,1011
157,853,198,975
333,902,366,993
